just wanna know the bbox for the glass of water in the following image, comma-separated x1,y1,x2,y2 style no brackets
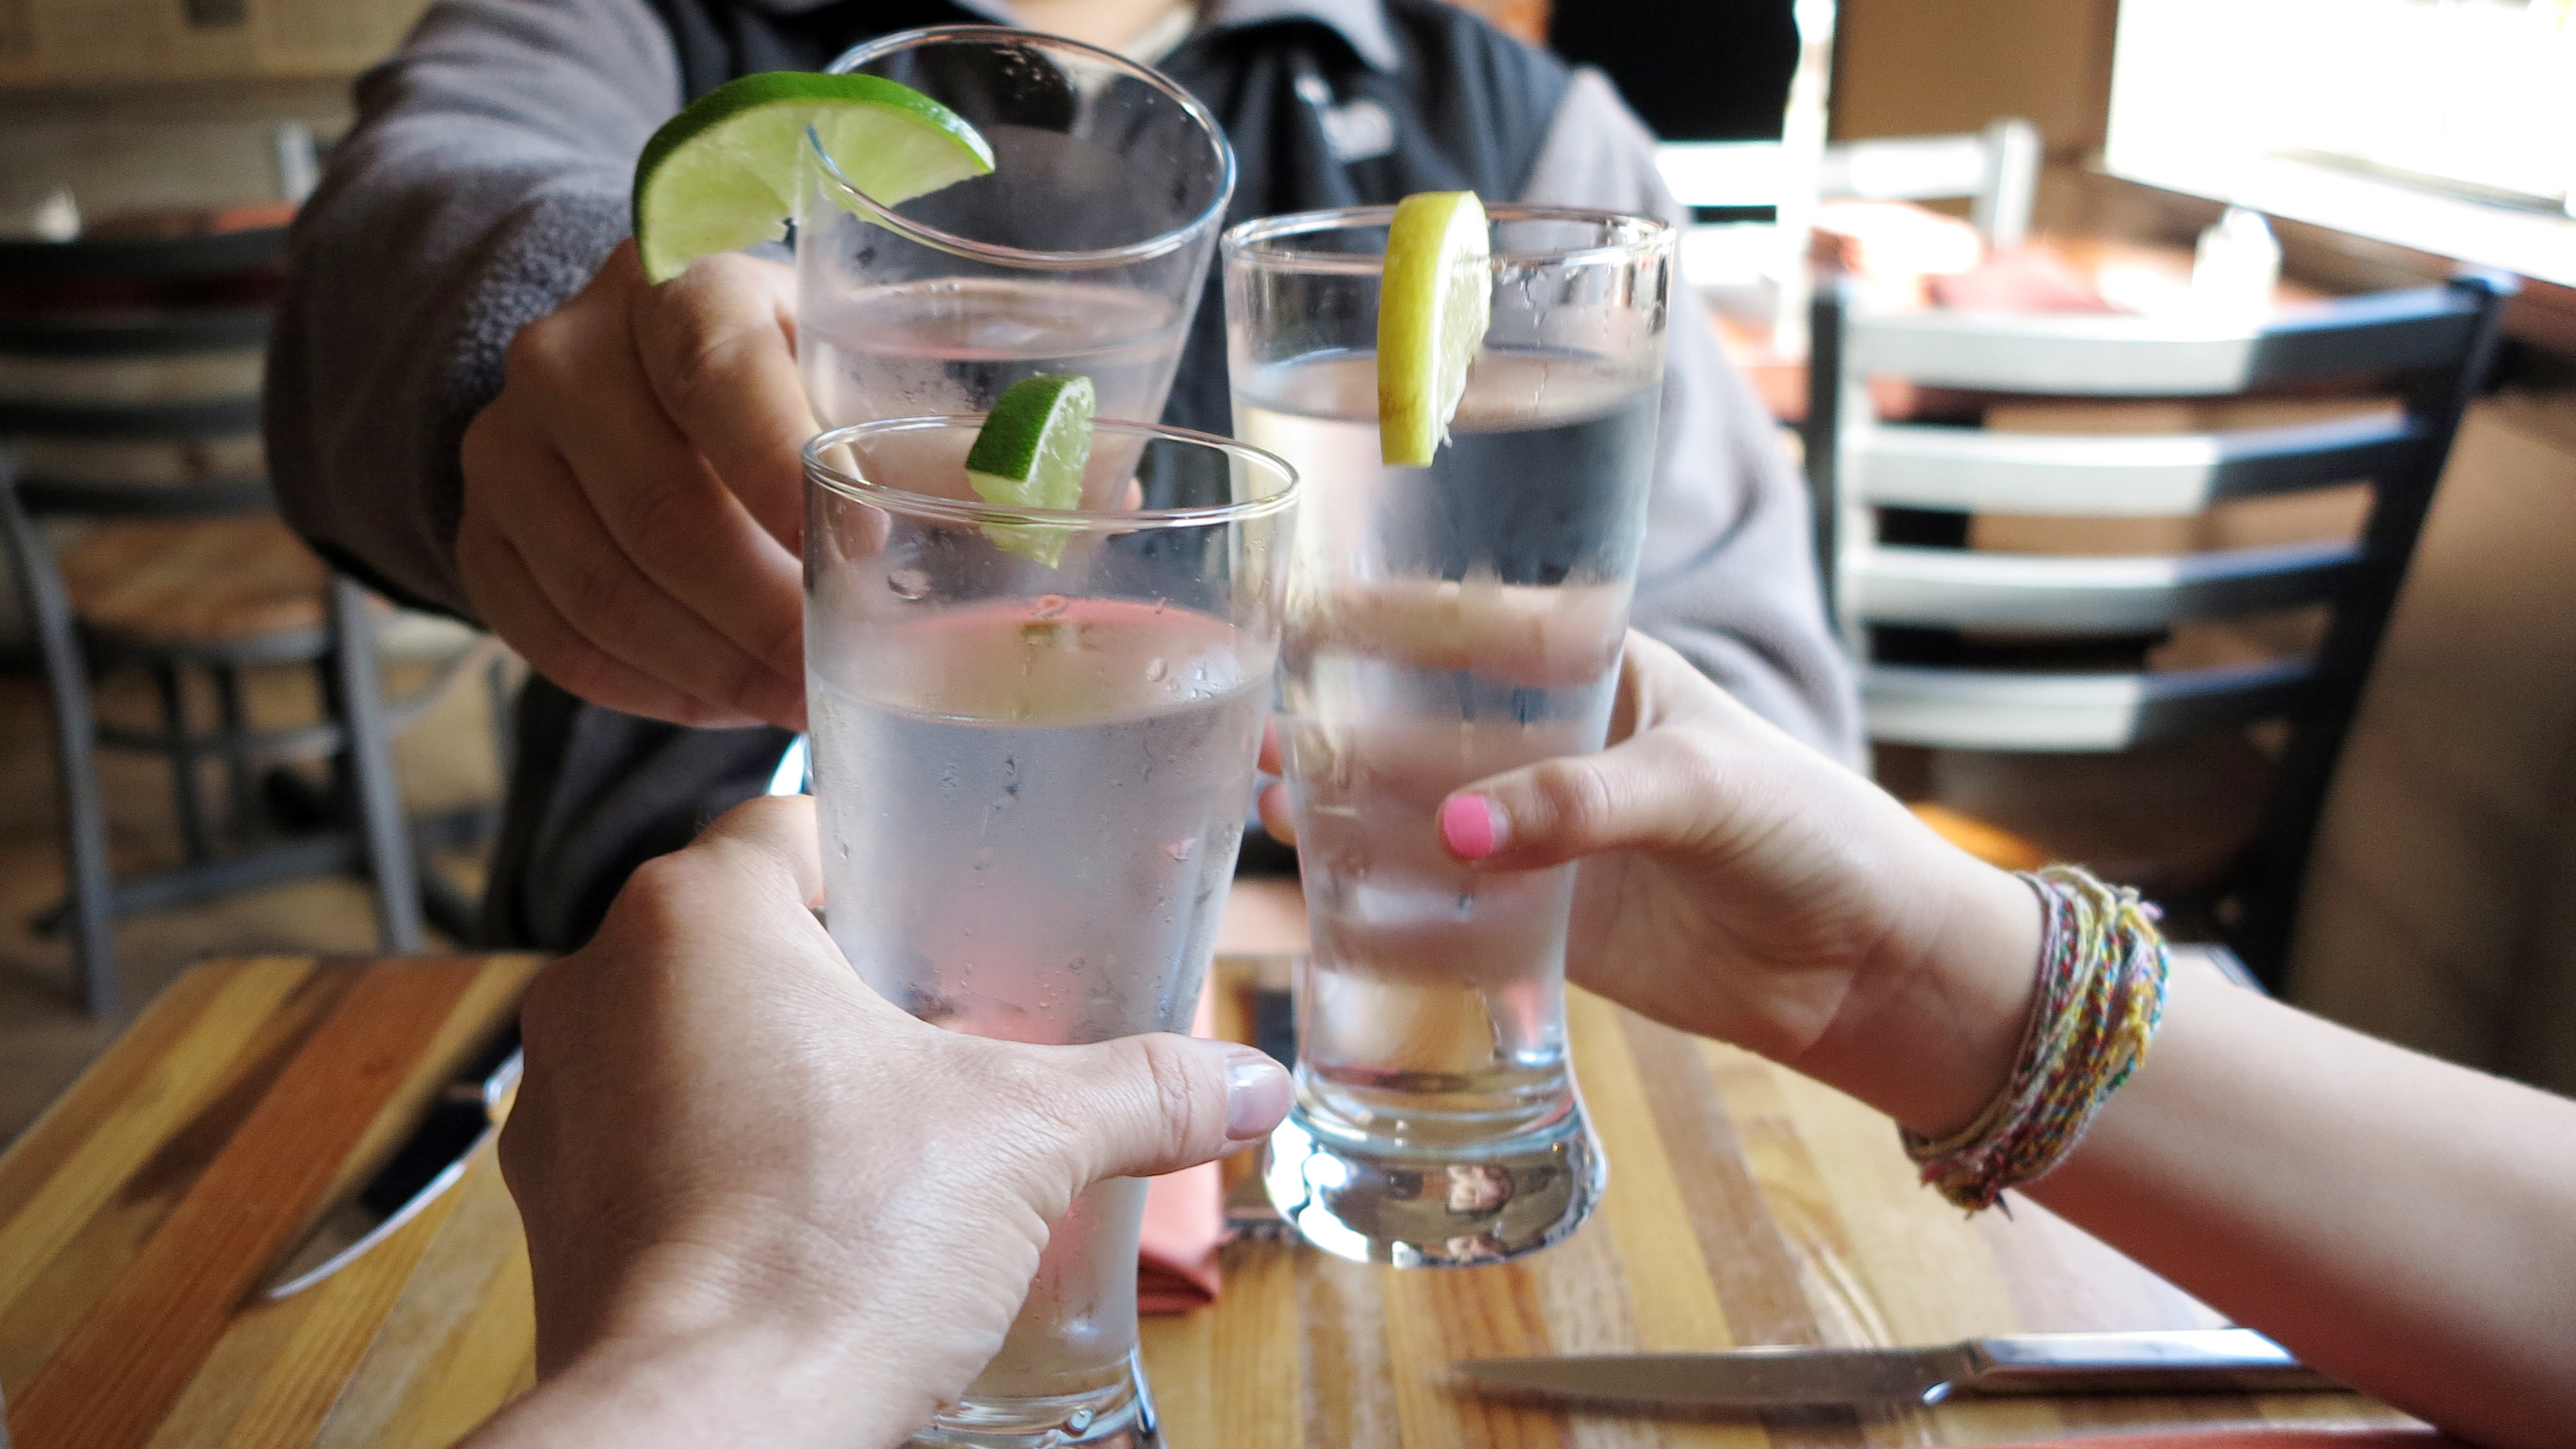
1221,205,1675,1266
797,24,1235,427
804,416,1294,1448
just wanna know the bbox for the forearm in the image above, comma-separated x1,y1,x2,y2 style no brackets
266,0,679,616
460,1326,924,1449
1790,855,2576,1445
2031,962,2576,1448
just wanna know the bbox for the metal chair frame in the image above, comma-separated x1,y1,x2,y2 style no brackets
0,229,477,1014
1803,273,2511,985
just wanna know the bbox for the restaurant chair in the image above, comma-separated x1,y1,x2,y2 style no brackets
0,229,491,1016
1803,272,2512,988
1658,117,2043,290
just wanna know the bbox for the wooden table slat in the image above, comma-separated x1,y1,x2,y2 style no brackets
6,958,531,1449
0,960,328,1321
1566,992,1732,1356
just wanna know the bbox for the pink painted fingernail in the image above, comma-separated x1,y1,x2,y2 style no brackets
1439,794,1500,860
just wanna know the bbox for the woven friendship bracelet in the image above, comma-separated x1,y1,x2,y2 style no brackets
1901,864,2172,1213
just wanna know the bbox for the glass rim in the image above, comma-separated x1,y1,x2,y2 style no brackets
804,416,1299,529
812,24,1238,272
1218,203,1674,274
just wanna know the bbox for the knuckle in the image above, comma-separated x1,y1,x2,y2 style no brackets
977,1045,1089,1158
641,295,758,421
621,849,706,907
504,312,573,383
567,554,659,641
1658,727,1737,798
1533,756,1617,840
1134,1034,1213,1159
607,857,695,935
542,643,630,711
614,472,708,565
712,649,779,717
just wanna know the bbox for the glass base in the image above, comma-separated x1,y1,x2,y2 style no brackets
902,1349,1160,1448
1261,1101,1605,1265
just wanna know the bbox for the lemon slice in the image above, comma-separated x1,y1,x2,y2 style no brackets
966,373,1095,567
632,71,994,284
1377,190,1492,466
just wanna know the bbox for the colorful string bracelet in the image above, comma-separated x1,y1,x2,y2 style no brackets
1900,864,2172,1214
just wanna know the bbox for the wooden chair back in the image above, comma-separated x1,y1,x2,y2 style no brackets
0,229,285,518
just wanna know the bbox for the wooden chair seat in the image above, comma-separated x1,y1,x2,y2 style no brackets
57,514,330,645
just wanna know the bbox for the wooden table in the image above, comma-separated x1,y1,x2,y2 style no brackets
0,953,2419,1448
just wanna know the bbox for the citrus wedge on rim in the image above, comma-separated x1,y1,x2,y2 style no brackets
965,373,1096,567
1376,190,1492,466
632,71,994,284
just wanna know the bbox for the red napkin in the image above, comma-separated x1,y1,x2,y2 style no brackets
2009,1423,2452,1433
1137,1159,1224,1313
2004,1434,2458,1448
1136,989,1229,1314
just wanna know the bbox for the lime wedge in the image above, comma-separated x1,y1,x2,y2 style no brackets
966,374,1096,567
632,71,994,284
1377,190,1492,467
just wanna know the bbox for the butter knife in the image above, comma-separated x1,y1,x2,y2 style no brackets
1458,1329,2340,1407
257,1025,524,1300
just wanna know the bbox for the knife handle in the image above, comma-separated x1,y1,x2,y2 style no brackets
1964,1329,2344,1396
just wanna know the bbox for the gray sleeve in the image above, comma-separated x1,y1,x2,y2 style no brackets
263,0,682,620
1517,68,1862,764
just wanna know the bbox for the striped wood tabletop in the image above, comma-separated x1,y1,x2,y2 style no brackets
0,953,2415,1447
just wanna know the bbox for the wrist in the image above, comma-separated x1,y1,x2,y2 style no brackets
468,1320,925,1449
494,1233,934,1449
1796,858,2044,1139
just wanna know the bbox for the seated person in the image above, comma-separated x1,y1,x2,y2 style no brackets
473,642,2576,1448
265,0,1858,951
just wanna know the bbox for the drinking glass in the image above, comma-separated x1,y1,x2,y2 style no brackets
804,417,1295,1447
1221,205,1675,1266
797,24,1235,427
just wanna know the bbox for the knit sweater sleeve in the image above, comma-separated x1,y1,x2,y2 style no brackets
263,0,683,618
1515,66,1862,764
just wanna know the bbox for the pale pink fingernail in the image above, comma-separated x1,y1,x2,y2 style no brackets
1222,1046,1293,1140
1439,794,1500,860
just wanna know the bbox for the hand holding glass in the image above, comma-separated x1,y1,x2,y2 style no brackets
803,417,1293,1446
1222,205,1675,1265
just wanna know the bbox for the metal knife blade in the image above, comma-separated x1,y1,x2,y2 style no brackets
1457,1329,2340,1408
257,1024,524,1300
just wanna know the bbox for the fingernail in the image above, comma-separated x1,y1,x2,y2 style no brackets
1439,793,1500,860
1220,1046,1292,1141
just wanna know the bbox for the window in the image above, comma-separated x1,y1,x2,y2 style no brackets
2103,0,2576,283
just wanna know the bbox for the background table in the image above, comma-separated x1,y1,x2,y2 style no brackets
0,954,2418,1448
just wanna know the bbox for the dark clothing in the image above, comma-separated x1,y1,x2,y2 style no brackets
267,0,1859,951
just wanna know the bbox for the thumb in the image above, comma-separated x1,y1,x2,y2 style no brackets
1024,1034,1293,1184
1438,728,1727,872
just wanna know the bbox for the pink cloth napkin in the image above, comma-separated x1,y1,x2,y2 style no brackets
1136,989,1229,1314
1137,1159,1224,1314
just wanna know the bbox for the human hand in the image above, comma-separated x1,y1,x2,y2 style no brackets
457,243,812,730
475,795,1290,1449
1259,632,2040,1138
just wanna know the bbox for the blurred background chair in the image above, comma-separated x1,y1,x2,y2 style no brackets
1658,117,2043,339
1660,117,2043,245
1805,272,2511,987
0,228,493,1015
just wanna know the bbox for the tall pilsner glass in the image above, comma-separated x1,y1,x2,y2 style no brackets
797,24,1235,426
1222,206,1674,1265
805,418,1295,1447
